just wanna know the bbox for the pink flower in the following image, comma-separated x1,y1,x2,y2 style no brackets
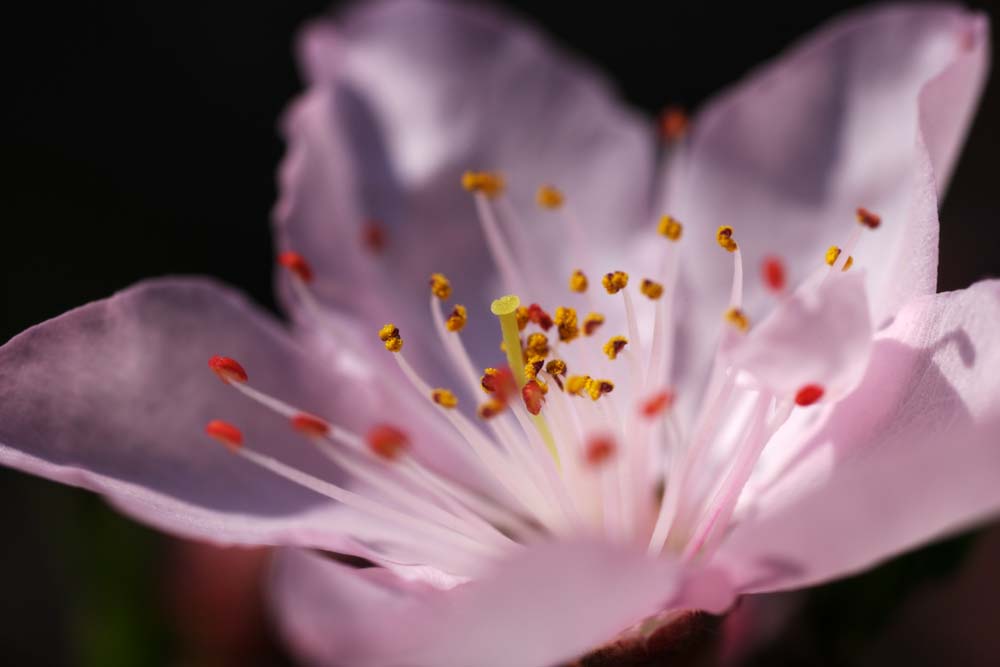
1,1,996,665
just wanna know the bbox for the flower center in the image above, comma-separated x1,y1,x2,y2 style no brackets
203,172,879,578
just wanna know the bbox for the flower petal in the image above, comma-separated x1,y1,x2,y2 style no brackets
728,270,872,401
272,541,733,667
657,5,987,413
277,0,655,366
717,280,1000,593
0,278,462,562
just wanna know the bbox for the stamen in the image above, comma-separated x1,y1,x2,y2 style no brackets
461,171,505,198
856,207,881,229
566,375,591,396
569,269,588,293
525,333,549,359
366,424,409,460
481,367,516,401
724,308,750,332
584,436,616,466
446,305,468,332
290,413,330,438
794,384,824,406
640,390,674,418
277,250,313,283
378,323,403,352
208,356,248,384
657,215,683,241
640,279,664,300
522,380,545,415
478,400,506,419
716,226,738,253
761,256,786,292
586,379,614,401
842,256,854,271
554,307,580,343
527,304,554,331
658,106,689,143
515,306,530,331
431,388,459,409
825,245,843,266
583,312,605,336
536,185,564,210
429,273,452,300
603,335,628,360
601,271,629,295
205,419,243,451
361,220,386,254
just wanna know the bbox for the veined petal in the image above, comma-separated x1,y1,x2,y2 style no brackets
272,541,733,667
658,5,988,410
0,278,464,563
277,0,655,366
718,280,1000,593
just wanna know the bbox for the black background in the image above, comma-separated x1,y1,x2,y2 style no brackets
3,1,1000,664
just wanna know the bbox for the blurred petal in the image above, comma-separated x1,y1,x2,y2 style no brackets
728,271,872,400
0,278,459,563
718,280,1000,593
273,541,732,667
659,5,988,410
277,0,654,368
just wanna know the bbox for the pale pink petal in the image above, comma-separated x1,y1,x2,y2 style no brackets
728,271,872,401
717,280,1000,593
272,541,733,667
277,0,654,367
0,278,463,564
657,5,987,408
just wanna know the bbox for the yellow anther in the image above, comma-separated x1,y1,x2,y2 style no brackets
524,359,541,381
446,304,468,332
602,271,629,294
462,171,505,198
554,306,580,342
428,273,452,300
545,359,567,376
536,185,564,210
526,333,549,359
515,306,530,331
478,399,506,419
431,388,458,409
586,378,615,401
724,308,750,332
657,215,683,241
640,279,664,300
716,226,738,253
378,323,403,352
566,375,591,396
842,256,854,271
569,269,588,293
825,245,841,266
583,312,605,336
536,379,549,394
603,335,628,360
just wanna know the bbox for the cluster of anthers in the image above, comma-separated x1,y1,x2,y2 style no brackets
205,170,880,577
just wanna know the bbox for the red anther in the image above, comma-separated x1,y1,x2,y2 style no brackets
659,105,689,143
522,380,545,416
584,436,616,467
278,251,313,283
527,303,554,331
482,367,516,403
361,220,386,254
206,420,243,451
208,356,248,384
291,413,330,438
640,390,675,418
856,207,881,229
761,256,786,292
795,384,825,407
366,424,409,461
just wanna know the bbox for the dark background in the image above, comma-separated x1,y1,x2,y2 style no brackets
3,1,1000,665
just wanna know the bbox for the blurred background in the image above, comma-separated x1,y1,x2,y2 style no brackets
3,1,1000,665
